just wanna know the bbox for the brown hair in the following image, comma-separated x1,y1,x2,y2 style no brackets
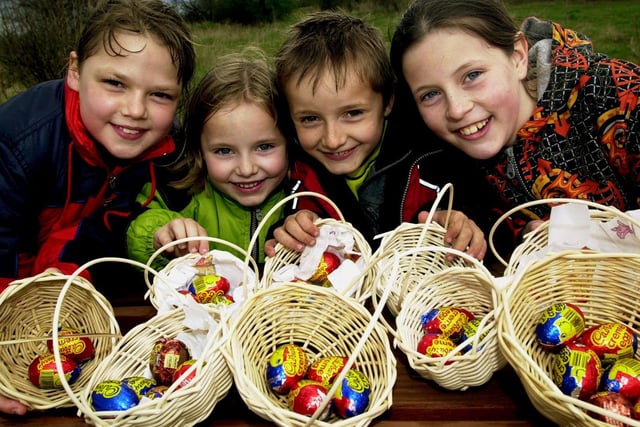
275,10,395,108
76,0,196,98
172,48,282,192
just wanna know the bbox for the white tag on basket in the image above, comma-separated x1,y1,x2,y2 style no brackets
328,259,360,297
547,203,590,251
548,204,640,252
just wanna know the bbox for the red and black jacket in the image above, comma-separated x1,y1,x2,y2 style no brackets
0,79,175,298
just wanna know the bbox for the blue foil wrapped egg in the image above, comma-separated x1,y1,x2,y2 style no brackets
332,369,371,418
91,380,139,411
536,302,585,349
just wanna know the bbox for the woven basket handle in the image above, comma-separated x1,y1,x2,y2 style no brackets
371,244,495,340
50,256,163,412
241,191,344,298
303,260,396,426
488,197,640,267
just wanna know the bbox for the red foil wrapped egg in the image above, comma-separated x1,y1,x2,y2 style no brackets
308,252,341,284
307,356,350,386
601,358,640,401
149,338,190,385
588,391,633,426
173,359,199,389
420,307,474,341
417,333,457,363
288,379,331,419
188,274,230,304
266,343,309,394
535,302,585,349
552,342,601,400
47,327,95,363
581,323,638,366
332,369,371,418
28,353,81,389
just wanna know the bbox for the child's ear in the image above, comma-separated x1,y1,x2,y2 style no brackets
66,51,80,91
513,33,529,81
384,93,395,117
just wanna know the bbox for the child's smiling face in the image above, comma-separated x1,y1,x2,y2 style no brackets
284,68,392,175
401,27,535,160
67,31,181,161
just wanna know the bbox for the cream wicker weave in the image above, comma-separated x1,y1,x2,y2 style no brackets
393,246,506,391
498,250,640,427
371,183,473,316
51,257,233,427
0,271,120,410
225,282,396,427
258,192,374,303
488,197,640,276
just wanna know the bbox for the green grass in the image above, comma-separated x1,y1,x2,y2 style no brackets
1,1,639,103
191,0,640,83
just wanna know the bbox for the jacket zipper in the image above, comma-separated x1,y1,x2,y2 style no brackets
504,146,536,200
250,208,263,261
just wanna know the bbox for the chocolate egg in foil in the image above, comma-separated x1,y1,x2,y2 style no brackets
28,353,81,389
588,391,633,426
266,343,309,394
552,342,601,399
149,338,190,385
601,358,640,401
47,327,95,363
581,323,638,366
121,376,157,399
91,380,139,411
420,306,474,341
332,369,371,418
535,302,585,349
307,356,350,386
288,379,331,419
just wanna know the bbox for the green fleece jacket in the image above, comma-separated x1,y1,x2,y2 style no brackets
127,180,285,271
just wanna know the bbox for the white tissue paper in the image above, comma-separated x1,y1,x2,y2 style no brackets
511,203,640,276
153,249,257,314
272,224,365,297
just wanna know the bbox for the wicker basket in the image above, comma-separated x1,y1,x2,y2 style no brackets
371,183,471,316
258,191,374,303
498,249,640,426
225,282,396,427
488,197,640,276
392,246,506,390
144,236,260,313
0,270,120,410
52,257,233,427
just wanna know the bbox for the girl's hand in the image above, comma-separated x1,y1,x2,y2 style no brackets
153,218,209,258
265,210,320,256
418,210,487,262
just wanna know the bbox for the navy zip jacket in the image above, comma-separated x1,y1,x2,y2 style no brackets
0,79,176,300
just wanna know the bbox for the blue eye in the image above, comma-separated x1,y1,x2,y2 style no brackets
466,70,482,81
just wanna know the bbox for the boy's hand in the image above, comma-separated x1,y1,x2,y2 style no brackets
266,210,320,255
0,394,28,415
418,210,487,262
153,218,209,257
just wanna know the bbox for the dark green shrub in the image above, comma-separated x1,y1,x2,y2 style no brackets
183,0,296,24
0,0,92,89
